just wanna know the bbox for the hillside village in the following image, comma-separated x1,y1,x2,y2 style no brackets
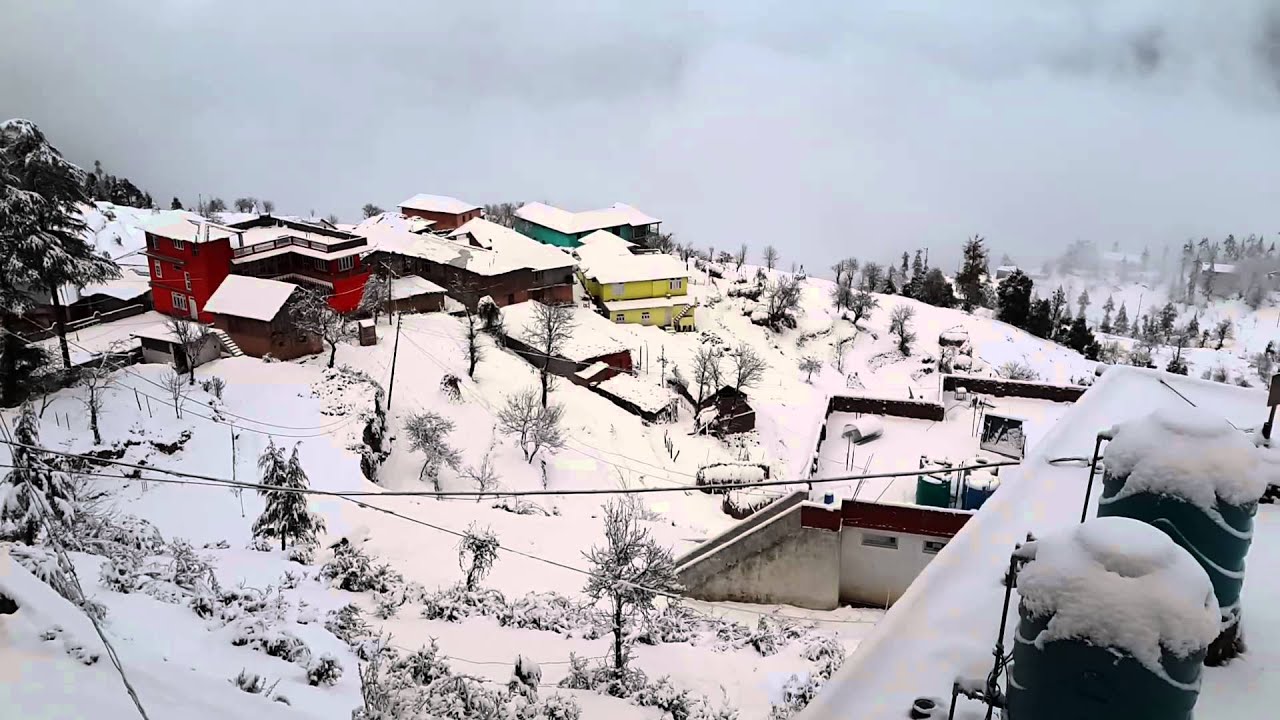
3,118,1280,720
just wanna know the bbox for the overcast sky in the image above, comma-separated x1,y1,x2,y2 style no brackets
3,0,1280,271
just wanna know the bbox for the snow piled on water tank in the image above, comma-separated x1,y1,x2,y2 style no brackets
1102,407,1265,511
1017,517,1220,672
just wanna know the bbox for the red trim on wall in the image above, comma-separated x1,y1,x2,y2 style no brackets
840,500,971,538
800,504,843,531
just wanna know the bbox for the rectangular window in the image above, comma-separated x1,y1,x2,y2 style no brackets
669,278,682,291
314,258,328,272
192,243,199,256
154,260,163,278
171,292,188,311
923,540,948,555
184,272,192,291
338,255,355,271
172,238,185,251
615,313,625,323
641,311,651,322
861,533,898,550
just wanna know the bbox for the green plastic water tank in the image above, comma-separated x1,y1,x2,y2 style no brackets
915,475,949,508
1006,518,1214,720
1096,409,1264,635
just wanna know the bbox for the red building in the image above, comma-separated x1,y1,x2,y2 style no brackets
225,216,370,313
144,214,372,322
398,193,482,232
142,216,238,322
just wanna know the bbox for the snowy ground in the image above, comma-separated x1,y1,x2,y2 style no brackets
4,258,1273,719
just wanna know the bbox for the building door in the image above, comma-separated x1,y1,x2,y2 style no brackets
189,296,199,320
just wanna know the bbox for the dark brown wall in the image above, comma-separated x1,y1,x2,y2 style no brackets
841,499,972,538
401,207,482,231
389,291,445,315
368,251,573,312
942,374,1086,402
212,314,322,360
827,394,946,421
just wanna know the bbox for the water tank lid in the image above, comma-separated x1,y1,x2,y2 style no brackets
1017,516,1220,671
1103,407,1266,510
967,471,999,492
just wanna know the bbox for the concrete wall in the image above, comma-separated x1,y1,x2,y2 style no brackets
678,502,842,610
942,374,1086,402
839,527,949,608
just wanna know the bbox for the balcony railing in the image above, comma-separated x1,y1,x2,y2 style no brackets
232,235,366,259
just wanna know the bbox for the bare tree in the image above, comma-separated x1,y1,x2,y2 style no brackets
689,346,722,407
161,369,187,419
763,274,804,329
261,199,275,213
460,433,501,502
650,231,676,254
831,276,854,312
584,498,680,677
860,262,884,292
848,288,880,327
457,524,500,591
166,317,211,385
798,356,822,383
762,245,779,271
525,301,576,407
78,346,126,444
358,270,390,325
1214,319,1233,350
727,343,766,392
233,197,257,213
888,305,917,355
292,290,351,368
736,243,748,269
361,203,384,219
324,213,340,226
404,410,462,490
462,309,485,378
497,387,567,463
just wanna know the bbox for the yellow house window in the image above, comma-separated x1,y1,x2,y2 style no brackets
641,311,651,322
669,278,682,291
615,313,625,322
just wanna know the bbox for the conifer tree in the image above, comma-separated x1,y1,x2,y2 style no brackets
1113,302,1130,335
1,403,76,544
995,269,1033,329
955,235,989,311
1100,295,1115,333
253,440,326,551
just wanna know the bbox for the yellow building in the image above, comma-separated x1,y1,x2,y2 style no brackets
577,234,695,330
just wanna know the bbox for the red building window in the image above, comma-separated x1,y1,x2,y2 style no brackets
154,260,163,278
171,293,187,311
338,256,354,272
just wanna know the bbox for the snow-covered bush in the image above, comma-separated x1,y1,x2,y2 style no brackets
801,634,844,665
997,361,1040,381
768,673,822,719
230,617,312,665
1126,346,1154,368
9,544,88,614
320,541,403,593
558,653,597,691
200,376,226,400
695,463,769,495
457,523,500,591
405,410,463,489
420,584,507,622
634,676,695,717
491,497,553,516
421,675,503,719
509,654,542,703
307,653,344,687
636,603,702,645
374,591,404,619
394,639,452,686
325,603,371,646
231,669,273,695
98,552,143,593
287,543,315,565
534,694,582,720
440,374,463,403
69,511,165,557
721,490,774,520
500,592,596,635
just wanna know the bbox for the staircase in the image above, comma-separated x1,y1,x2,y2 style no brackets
670,301,697,330
209,328,245,358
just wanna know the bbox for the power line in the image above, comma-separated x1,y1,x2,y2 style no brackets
0,417,151,720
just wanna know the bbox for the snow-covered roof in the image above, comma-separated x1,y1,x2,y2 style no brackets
398,193,480,215
203,275,297,322
79,267,151,302
602,296,695,313
797,367,1265,720
364,224,575,277
575,361,609,381
1200,262,1239,274
578,229,635,250
354,211,436,235
597,373,677,414
145,216,239,244
583,252,689,286
515,201,659,234
390,275,446,300
502,300,632,363
130,323,182,344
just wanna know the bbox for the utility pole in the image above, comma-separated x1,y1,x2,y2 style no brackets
387,313,402,409
230,425,243,518
659,347,667,386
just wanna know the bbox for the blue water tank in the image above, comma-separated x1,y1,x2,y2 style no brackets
961,471,998,510
1005,517,1215,720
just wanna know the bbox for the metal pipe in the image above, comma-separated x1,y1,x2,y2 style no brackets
1079,429,1115,524
985,552,1020,720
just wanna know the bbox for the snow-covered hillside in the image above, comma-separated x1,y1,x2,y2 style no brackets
3,258,1264,719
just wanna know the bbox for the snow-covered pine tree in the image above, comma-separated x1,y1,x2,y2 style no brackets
1,403,76,544
252,440,326,551
1099,295,1114,333
0,119,120,370
954,234,989,311
1113,303,1130,336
